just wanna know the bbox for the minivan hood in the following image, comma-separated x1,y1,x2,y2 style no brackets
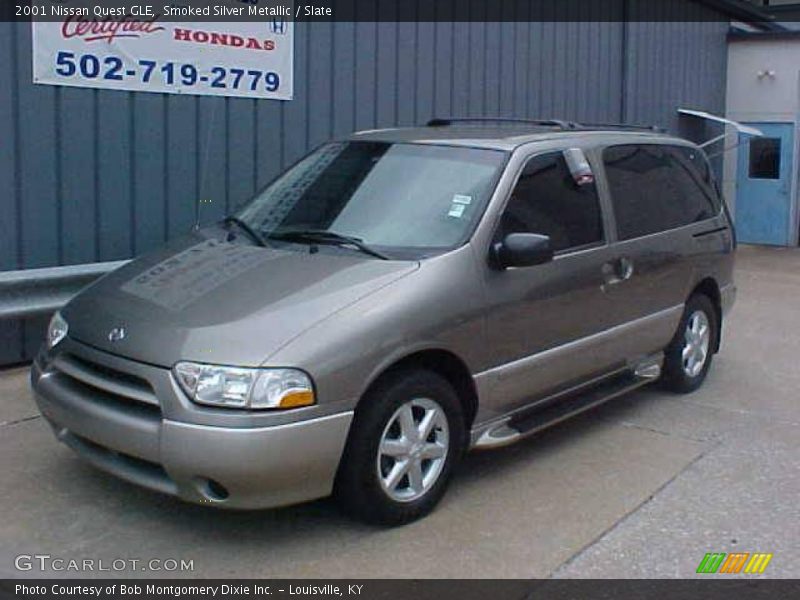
62,232,418,367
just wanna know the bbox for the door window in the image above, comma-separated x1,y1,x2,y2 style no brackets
748,138,781,179
497,152,603,253
603,144,718,241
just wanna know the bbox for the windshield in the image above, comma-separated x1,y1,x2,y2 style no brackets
238,141,507,258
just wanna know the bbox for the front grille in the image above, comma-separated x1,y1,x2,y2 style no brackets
51,371,162,422
52,353,160,412
37,350,163,466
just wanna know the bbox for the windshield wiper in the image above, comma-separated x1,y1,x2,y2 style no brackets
223,216,268,247
266,229,390,260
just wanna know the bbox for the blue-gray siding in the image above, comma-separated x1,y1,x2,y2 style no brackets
0,1,728,364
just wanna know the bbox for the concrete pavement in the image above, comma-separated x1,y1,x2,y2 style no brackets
0,245,797,578
555,245,800,578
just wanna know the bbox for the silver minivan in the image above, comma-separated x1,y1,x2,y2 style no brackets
31,119,736,525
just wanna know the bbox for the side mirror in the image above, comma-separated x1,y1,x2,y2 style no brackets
492,233,553,269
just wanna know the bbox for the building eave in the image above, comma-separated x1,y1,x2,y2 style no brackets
695,0,787,31
728,28,800,41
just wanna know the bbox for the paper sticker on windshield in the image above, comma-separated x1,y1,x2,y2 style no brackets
452,194,472,205
448,204,466,218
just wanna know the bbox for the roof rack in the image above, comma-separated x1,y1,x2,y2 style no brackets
575,122,665,133
426,117,664,133
426,117,578,129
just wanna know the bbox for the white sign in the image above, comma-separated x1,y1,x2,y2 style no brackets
32,18,293,100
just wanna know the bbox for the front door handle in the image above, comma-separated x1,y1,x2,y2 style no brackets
601,257,635,290
618,257,635,280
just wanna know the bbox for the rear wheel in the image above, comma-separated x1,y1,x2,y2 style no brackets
661,294,718,394
334,369,465,526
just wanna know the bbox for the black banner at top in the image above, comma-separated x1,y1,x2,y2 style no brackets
1,0,790,23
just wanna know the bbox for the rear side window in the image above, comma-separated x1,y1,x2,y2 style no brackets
497,152,603,253
670,146,722,214
603,144,719,241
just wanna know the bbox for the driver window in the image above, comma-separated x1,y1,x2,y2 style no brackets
497,152,604,253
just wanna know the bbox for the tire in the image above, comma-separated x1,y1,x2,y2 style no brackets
660,294,718,394
334,369,465,526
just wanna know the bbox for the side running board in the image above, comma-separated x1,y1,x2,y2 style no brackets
473,356,661,450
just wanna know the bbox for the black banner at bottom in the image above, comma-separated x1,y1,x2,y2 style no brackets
2,580,799,600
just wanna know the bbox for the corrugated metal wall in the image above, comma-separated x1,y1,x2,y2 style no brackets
0,1,729,364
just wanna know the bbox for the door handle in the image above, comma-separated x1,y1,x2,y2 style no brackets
618,257,635,280
601,257,635,290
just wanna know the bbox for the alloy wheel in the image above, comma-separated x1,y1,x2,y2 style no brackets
376,398,450,503
682,309,711,377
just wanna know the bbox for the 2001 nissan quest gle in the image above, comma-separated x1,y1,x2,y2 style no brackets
32,119,736,525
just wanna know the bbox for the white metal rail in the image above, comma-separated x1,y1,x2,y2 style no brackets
0,261,128,320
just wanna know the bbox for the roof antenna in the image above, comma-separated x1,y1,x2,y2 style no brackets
194,100,221,231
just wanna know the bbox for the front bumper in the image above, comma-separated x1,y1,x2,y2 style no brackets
31,341,353,509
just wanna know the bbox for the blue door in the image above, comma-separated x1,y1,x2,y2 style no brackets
736,122,795,246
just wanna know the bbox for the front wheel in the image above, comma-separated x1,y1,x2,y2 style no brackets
661,294,718,394
334,369,465,526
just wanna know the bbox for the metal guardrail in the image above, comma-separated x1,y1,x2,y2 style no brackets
0,260,129,320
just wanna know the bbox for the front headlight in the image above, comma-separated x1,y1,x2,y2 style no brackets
173,362,315,410
47,311,68,349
